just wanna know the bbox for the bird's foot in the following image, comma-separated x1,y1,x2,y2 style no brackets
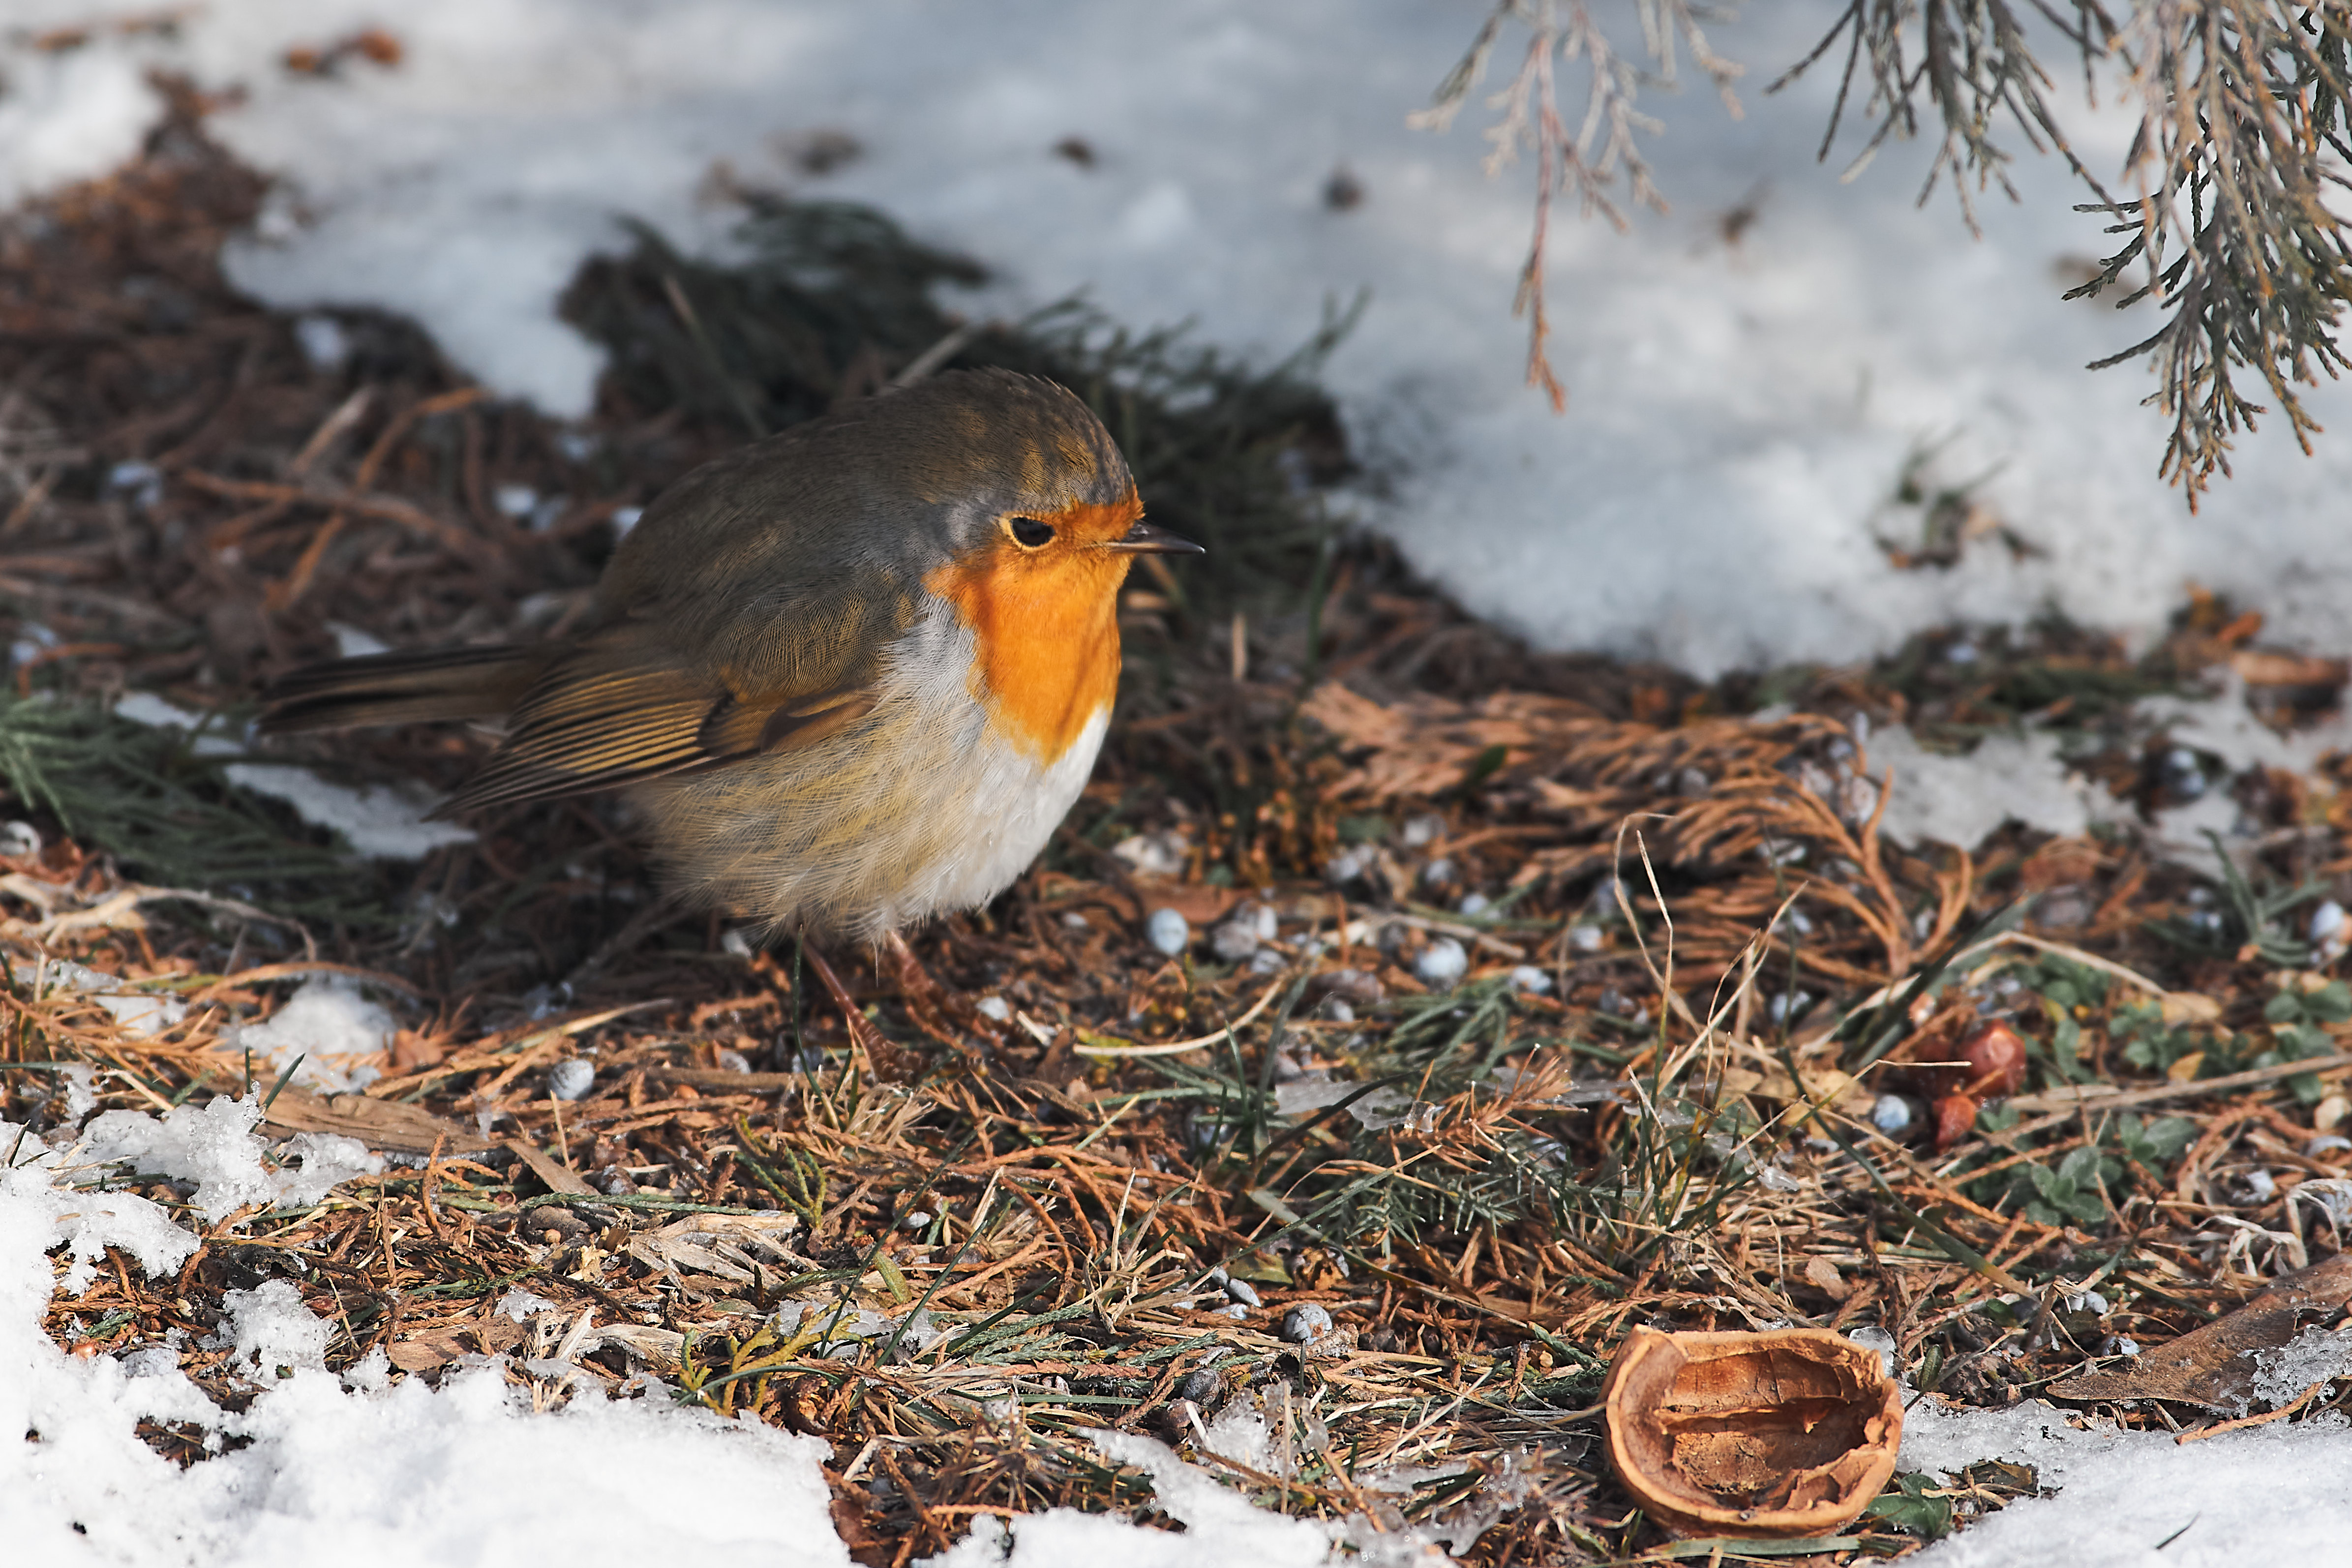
799,942,894,1061
881,929,1000,1055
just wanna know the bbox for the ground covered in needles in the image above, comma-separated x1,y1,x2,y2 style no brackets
4,90,2351,1566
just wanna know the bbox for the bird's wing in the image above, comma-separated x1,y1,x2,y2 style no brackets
436,622,878,816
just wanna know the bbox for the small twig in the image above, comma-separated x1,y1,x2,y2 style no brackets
5,884,317,958
887,320,982,389
179,470,503,569
286,386,374,479
2175,1378,2339,1444
2006,1051,2352,1118
189,960,424,1000
1074,975,1288,1057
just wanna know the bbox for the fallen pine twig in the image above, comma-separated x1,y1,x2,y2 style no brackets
2174,1378,2339,1444
369,1000,670,1099
188,960,426,999
2008,1052,2352,1116
179,470,506,568
642,1065,801,1092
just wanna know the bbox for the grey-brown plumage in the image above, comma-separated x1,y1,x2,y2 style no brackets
261,369,1132,812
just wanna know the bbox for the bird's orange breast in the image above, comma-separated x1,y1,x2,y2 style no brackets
924,504,1135,764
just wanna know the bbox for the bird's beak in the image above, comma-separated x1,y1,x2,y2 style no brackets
1102,519,1205,555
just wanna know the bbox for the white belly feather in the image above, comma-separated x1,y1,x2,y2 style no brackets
627,596,1109,939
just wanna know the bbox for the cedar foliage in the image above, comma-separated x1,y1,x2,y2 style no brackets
1427,1,2352,502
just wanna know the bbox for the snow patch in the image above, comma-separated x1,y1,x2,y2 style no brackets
2248,1325,2352,1410
1869,726,2107,850
2142,675,2352,779
221,763,475,861
221,1279,332,1375
2,1119,198,1296
112,692,244,757
36,958,189,1040
1900,1396,2352,1568
73,1095,380,1222
0,43,156,210
496,1287,561,1323
1867,674,2352,872
926,1428,1340,1568
112,693,470,859
1196,1399,1278,1474
221,976,396,1094
0,1108,855,1567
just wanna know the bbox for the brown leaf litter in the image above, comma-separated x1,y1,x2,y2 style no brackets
2,83,2351,1567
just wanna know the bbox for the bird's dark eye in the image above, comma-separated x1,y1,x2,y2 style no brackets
1008,516,1055,548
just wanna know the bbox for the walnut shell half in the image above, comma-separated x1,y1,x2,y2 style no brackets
1601,1326,1902,1539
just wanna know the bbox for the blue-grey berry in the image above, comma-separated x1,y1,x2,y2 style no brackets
1146,907,1191,957
1176,1367,1221,1403
547,1058,595,1101
1415,937,1468,987
1211,915,1260,963
1280,1303,1334,1345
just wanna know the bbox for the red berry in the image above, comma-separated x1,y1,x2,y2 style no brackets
1959,1019,2028,1101
1930,1092,1980,1151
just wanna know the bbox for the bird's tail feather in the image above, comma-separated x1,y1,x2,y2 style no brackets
257,645,541,733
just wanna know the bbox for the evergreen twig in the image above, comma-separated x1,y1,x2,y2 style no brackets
1428,2,2352,501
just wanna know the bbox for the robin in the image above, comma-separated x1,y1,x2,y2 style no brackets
260,369,1200,957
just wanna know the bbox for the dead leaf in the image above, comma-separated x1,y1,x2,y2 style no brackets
1720,1066,1874,1119
388,1317,524,1372
589,1323,687,1367
2161,993,2223,1025
262,1086,493,1156
506,1138,596,1196
2050,1251,2352,1411
625,1211,807,1284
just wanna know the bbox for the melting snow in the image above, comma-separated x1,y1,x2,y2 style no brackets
5,1108,1454,1566
1900,1395,2352,1568
220,977,398,1095
218,764,475,862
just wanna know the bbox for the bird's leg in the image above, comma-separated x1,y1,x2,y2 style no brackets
879,929,1003,1053
799,941,891,1059
880,929,960,1047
